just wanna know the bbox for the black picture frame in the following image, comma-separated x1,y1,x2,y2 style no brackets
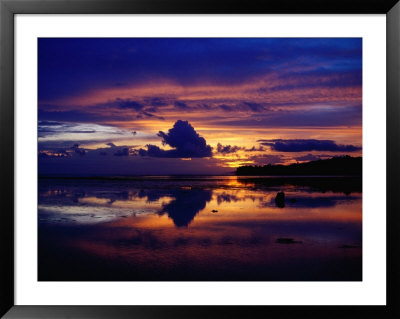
1,0,399,318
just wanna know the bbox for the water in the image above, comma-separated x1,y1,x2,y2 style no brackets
38,176,362,281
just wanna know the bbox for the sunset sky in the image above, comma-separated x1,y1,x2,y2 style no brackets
38,38,362,175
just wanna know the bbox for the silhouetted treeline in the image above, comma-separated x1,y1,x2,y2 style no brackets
236,177,361,194
236,156,362,176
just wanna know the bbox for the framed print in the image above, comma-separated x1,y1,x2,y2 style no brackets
1,0,399,318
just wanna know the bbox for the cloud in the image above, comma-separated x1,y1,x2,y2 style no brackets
66,130,96,133
258,139,361,152
40,140,141,160
144,97,168,107
144,107,157,113
216,143,243,154
136,111,165,120
38,150,69,158
97,143,137,156
38,121,96,138
38,38,361,103
71,144,86,156
40,144,89,158
39,109,111,123
212,105,362,128
159,189,213,227
139,120,212,158
245,145,265,152
138,145,168,157
219,104,233,112
38,120,63,126
38,121,134,146
142,111,164,120
248,154,284,165
114,147,129,156
294,154,321,162
116,98,144,110
201,104,212,110
174,101,188,109
242,102,265,112
216,144,266,154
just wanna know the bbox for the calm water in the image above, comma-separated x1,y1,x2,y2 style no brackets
38,176,362,281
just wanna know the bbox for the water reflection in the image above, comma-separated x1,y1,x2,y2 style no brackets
158,189,213,227
38,176,362,281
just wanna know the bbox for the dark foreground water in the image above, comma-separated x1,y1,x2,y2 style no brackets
38,176,362,281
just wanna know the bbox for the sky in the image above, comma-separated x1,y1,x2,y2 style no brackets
38,38,362,176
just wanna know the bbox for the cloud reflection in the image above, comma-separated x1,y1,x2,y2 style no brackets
158,189,213,227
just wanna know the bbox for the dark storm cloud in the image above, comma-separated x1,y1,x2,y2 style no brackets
139,120,212,158
258,139,361,152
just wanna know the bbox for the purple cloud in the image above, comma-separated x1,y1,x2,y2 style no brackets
258,139,361,152
216,143,243,154
294,154,321,162
114,147,130,156
139,120,212,158
71,144,86,156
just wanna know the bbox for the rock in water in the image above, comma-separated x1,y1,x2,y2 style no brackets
276,237,302,244
275,191,285,208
